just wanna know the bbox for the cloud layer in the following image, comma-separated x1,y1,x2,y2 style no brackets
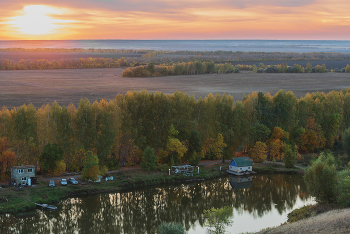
0,0,349,39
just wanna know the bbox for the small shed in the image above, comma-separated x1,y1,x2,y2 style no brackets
229,157,253,173
11,165,36,185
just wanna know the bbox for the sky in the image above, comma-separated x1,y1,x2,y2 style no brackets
0,0,349,40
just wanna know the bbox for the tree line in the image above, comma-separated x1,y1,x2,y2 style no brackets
122,61,350,77
1,88,350,180
0,57,132,70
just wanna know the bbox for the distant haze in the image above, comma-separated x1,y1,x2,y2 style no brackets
1,40,350,53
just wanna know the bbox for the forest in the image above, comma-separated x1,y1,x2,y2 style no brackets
121,61,350,77
1,88,350,181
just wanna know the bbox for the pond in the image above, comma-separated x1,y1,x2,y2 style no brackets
0,174,315,234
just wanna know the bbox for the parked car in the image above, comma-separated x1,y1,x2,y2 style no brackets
49,180,55,187
68,178,78,184
61,179,67,186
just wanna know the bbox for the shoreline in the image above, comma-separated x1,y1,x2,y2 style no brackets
0,162,303,214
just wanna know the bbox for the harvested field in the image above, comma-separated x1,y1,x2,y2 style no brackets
255,208,350,234
0,68,349,108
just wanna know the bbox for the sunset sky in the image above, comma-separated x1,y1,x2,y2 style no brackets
0,0,350,40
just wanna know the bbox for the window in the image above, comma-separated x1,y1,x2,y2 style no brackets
21,177,27,181
240,168,242,170
248,167,251,169
28,169,33,173
18,169,24,174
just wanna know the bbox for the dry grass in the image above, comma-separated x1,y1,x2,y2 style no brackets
256,209,350,234
0,68,350,108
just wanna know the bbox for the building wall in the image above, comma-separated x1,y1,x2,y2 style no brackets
229,165,252,172
11,168,35,184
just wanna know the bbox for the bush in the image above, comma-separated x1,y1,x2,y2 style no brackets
304,152,338,203
157,221,186,234
157,164,170,172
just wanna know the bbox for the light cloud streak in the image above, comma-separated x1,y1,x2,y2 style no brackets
0,0,349,39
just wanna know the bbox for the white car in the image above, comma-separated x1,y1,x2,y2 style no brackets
68,178,78,184
49,180,55,187
61,179,67,186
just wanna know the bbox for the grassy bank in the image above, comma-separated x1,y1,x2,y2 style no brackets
0,163,228,214
253,163,304,174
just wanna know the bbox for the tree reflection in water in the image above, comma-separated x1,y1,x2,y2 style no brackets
0,174,312,234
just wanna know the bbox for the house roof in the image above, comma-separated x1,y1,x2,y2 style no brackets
12,165,35,169
231,157,253,167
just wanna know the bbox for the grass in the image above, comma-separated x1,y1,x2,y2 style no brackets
253,163,303,174
0,163,228,214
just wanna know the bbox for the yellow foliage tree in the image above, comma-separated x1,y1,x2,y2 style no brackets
167,138,187,164
270,139,285,160
212,133,227,161
249,141,267,162
53,160,66,176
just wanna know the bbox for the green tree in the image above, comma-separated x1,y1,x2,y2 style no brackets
39,143,63,173
304,151,338,203
141,146,158,171
157,222,186,234
203,206,233,234
81,151,100,181
306,62,312,73
75,98,94,150
343,127,350,156
283,144,296,168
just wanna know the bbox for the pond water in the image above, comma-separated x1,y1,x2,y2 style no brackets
0,174,315,234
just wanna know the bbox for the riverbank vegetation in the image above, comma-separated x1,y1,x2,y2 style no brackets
0,162,227,214
1,88,350,181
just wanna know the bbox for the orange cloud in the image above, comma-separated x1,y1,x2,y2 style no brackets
0,0,349,40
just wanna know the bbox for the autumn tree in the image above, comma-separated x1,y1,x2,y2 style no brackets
249,141,267,162
0,137,17,181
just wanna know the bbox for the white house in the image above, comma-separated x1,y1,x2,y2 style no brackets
11,165,36,185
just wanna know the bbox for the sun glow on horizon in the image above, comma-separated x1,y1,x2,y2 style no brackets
7,5,74,36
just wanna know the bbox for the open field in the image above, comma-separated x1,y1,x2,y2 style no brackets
0,68,349,108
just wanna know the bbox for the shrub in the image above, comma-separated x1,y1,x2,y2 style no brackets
157,164,170,172
304,152,338,203
157,221,186,234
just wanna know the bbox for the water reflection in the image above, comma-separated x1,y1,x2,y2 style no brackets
0,174,313,234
